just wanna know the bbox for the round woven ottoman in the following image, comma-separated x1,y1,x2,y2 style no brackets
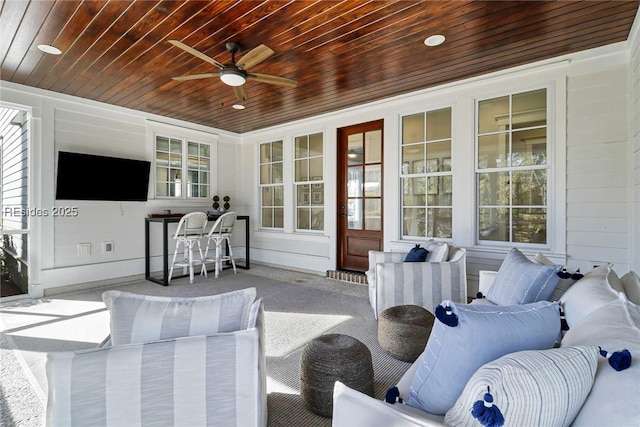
378,304,435,362
300,334,374,418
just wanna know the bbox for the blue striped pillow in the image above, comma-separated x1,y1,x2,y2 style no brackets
487,248,561,305
444,346,598,427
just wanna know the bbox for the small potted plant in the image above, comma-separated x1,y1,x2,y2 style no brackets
212,195,220,210
223,195,231,211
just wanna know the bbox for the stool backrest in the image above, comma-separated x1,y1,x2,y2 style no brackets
174,212,208,239
208,212,237,237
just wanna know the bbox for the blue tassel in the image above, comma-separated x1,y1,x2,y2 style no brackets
472,386,504,427
557,268,572,279
559,305,569,331
571,269,584,280
599,347,632,371
435,304,458,327
476,291,484,299
384,386,403,404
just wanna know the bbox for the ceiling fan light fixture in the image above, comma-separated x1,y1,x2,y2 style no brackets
424,34,445,47
232,104,245,110
220,68,246,86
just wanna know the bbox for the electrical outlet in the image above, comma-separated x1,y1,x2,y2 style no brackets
103,241,114,254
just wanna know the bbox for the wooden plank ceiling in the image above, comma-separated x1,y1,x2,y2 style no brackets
1,0,639,134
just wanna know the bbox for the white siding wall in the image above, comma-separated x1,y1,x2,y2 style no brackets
630,16,640,273
566,63,630,273
0,83,240,294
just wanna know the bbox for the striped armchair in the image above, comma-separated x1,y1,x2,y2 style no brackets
46,289,266,427
366,244,468,319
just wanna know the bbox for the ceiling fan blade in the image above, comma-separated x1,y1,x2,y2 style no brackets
172,73,219,81
248,73,297,88
236,44,274,70
168,40,224,68
233,85,248,101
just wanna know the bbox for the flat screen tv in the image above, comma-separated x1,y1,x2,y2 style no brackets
55,151,151,201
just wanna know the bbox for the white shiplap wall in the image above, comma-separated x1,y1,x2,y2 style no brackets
630,14,640,273
566,62,630,274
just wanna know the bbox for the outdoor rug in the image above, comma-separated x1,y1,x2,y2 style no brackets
0,265,413,426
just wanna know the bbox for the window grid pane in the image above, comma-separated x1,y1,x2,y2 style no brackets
294,133,324,231
260,140,286,230
400,107,452,239
476,89,548,245
155,135,212,199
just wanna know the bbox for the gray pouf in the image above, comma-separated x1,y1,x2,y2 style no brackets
300,334,374,418
378,305,435,362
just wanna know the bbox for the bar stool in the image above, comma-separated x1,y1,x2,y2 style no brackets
168,212,208,283
201,212,237,278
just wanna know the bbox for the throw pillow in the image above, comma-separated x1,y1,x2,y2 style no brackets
406,300,560,415
559,266,620,328
444,346,599,427
424,241,449,262
486,248,561,305
404,244,429,262
102,287,256,346
532,253,579,301
561,297,640,426
621,271,640,305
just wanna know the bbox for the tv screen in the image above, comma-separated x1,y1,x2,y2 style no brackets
55,151,151,201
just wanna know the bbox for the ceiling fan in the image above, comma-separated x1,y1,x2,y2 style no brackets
168,40,297,101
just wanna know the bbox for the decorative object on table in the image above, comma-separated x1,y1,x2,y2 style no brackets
212,195,231,212
223,195,231,210
212,195,220,210
378,304,435,362
300,334,373,418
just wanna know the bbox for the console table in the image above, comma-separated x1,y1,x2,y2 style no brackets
144,214,250,286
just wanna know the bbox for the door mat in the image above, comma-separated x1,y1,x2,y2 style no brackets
326,270,368,285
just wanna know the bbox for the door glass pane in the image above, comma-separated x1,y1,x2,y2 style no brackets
364,165,381,197
402,113,424,144
426,108,451,140
347,134,363,165
364,130,381,163
364,199,381,231
347,166,363,197
348,199,363,230
479,207,509,242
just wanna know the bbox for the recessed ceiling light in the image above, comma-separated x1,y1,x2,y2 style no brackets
424,35,445,47
232,104,245,110
37,44,62,55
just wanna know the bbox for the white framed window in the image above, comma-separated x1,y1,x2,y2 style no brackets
400,107,453,239
154,134,212,199
476,88,548,245
294,132,324,231
259,140,284,229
